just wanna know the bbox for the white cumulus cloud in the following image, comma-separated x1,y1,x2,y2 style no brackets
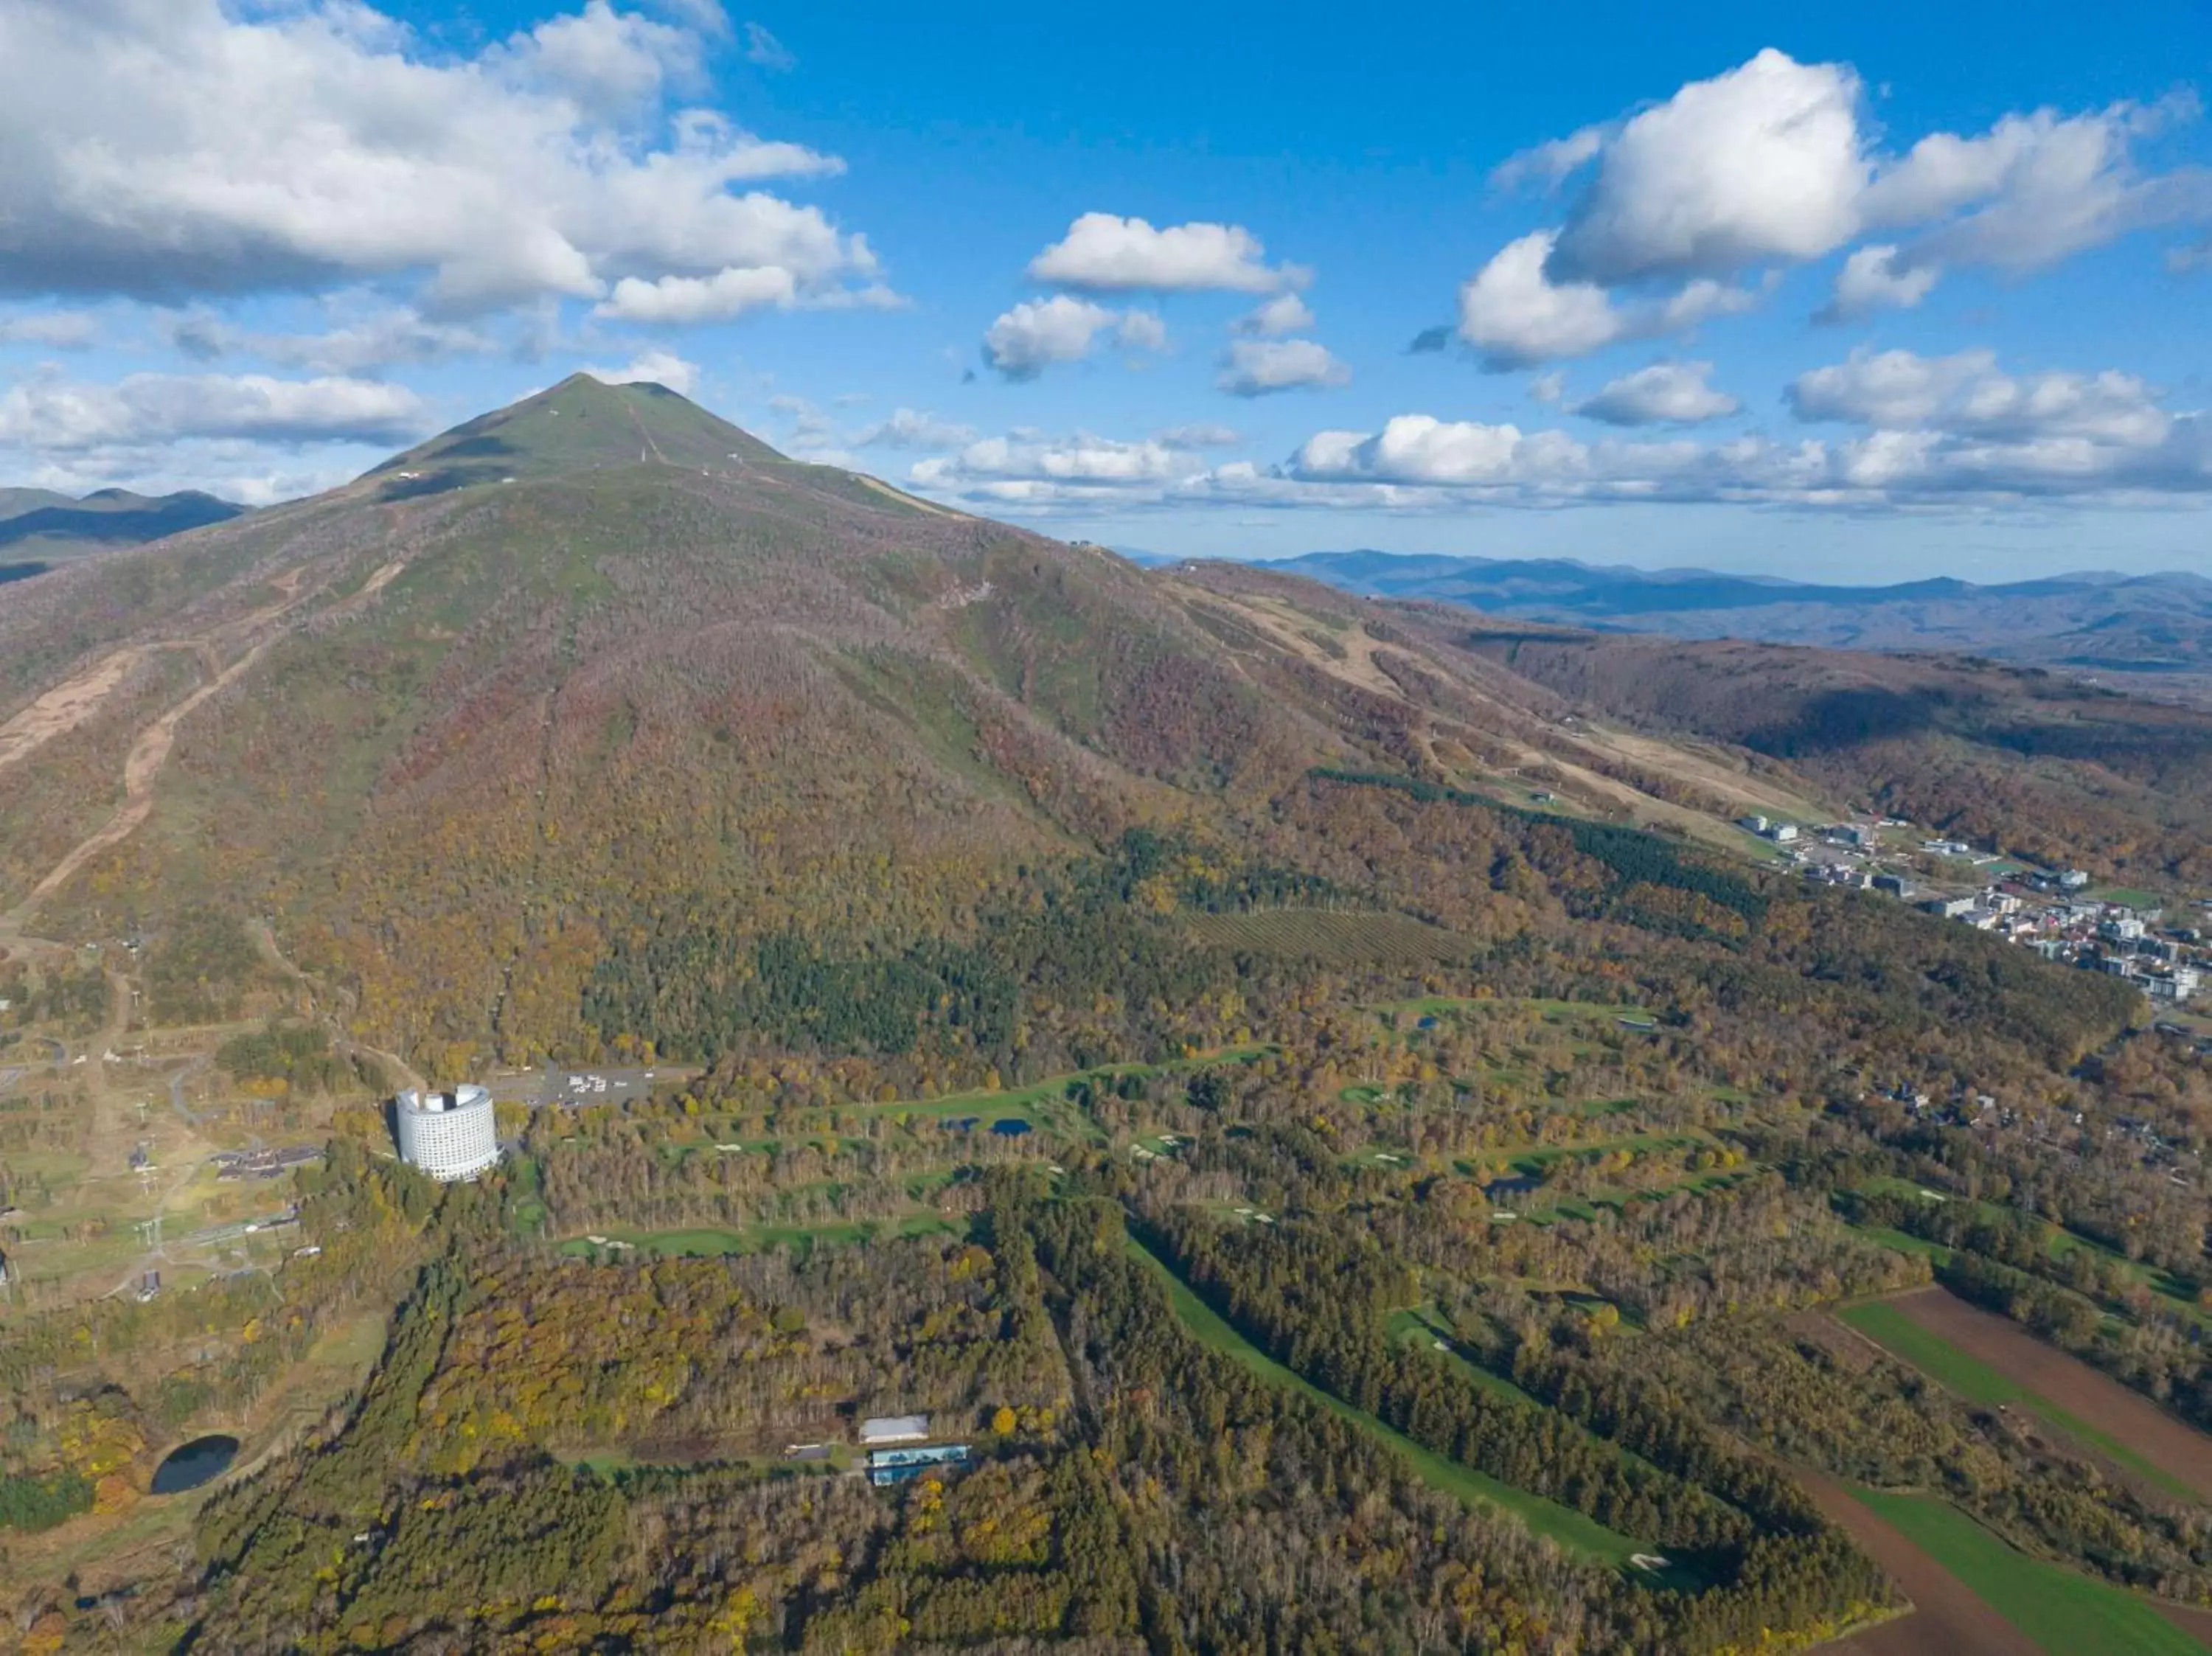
0,0,881,316
981,297,1165,380
982,297,1115,379
1457,232,1627,369
1293,417,1590,489
1573,361,1739,426
0,369,431,451
899,386,2212,515
584,349,702,397
1455,235,1761,369
597,265,800,322
1027,213,1306,293
506,0,708,119
910,431,1200,507
1236,293,1317,336
1180,348,2208,512
1216,338,1351,397
1863,97,2212,270
1548,49,1867,286
1787,348,2172,445
1819,246,1942,321
1468,50,2212,355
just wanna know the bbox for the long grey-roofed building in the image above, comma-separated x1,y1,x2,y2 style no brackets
859,1414,930,1446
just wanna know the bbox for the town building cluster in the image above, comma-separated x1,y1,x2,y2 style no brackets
1752,815,2207,1006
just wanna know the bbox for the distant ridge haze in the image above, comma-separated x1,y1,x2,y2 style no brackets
0,485,246,565
1249,550,2212,686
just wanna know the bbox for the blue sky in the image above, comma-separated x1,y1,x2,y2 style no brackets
1,1,2208,579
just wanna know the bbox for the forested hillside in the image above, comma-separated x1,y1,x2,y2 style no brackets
1456,626,2212,887
0,375,1843,1080
3,379,2211,1654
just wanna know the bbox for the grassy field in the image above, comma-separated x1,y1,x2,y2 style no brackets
1838,1301,2195,1500
1841,1301,2031,1408
1128,1238,1650,1569
560,1213,960,1260
847,1045,1276,1141
1851,1489,2207,1656
1388,1308,1548,1408
1846,1180,2211,1331
2088,886,2166,912
1854,1224,1952,1263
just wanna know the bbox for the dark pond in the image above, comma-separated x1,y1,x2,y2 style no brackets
1483,1175,1543,1200
990,1118,1033,1138
151,1435,239,1495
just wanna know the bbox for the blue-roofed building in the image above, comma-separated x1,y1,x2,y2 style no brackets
868,1442,970,1486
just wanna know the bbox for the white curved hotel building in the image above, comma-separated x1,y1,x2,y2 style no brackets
394,1084,500,1182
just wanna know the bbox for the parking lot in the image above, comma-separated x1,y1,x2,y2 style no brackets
486,1064,692,1108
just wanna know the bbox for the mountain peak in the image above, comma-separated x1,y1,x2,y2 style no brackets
365,372,786,501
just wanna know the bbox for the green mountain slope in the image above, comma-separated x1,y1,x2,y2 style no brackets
0,375,2182,1075
365,373,787,497
0,379,1347,1068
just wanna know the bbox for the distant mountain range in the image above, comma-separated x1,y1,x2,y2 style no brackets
1249,551,2212,687
0,487,247,581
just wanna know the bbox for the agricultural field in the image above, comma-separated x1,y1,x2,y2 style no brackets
1839,1291,2211,1501
1795,1464,2039,1656
1851,1489,2209,1656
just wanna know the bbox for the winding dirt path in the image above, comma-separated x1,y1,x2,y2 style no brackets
4,567,335,924
0,641,199,777
15,633,282,911
248,918,425,1095
0,571,307,786
1,559,432,1111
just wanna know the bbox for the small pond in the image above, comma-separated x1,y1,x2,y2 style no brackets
151,1434,240,1495
990,1118,1033,1138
